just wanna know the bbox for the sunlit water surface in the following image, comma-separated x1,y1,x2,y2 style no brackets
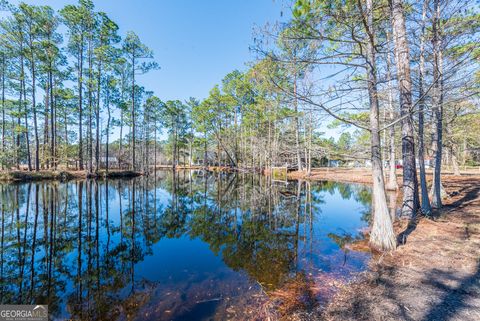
0,171,375,320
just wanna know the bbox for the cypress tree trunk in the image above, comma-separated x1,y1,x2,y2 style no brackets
363,0,396,251
391,0,419,218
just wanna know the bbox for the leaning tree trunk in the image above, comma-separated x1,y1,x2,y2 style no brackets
363,0,396,251
391,0,419,219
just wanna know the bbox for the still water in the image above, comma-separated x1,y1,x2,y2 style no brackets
0,171,373,320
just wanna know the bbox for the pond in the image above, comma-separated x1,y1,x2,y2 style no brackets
0,171,375,320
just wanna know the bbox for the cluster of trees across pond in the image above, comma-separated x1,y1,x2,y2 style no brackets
0,0,479,250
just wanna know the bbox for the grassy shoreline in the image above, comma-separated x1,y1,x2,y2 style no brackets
0,169,142,182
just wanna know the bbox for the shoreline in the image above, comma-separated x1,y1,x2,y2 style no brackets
1,166,478,184
0,169,142,182
320,174,480,321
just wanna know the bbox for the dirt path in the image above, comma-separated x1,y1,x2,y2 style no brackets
315,174,480,321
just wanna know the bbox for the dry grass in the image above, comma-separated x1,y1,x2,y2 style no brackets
321,175,480,321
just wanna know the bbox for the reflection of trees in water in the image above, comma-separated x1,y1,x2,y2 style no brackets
0,173,372,319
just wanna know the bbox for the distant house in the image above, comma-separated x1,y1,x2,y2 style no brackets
328,160,340,167
415,158,432,169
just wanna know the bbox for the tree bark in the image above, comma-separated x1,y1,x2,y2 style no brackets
106,80,111,173
390,0,419,218
20,51,32,171
293,71,302,171
363,0,396,251
28,32,40,171
431,0,443,208
418,0,432,215
78,39,84,170
385,31,398,191
95,57,101,175
131,53,136,171
87,34,93,174
1,54,5,170
49,61,55,170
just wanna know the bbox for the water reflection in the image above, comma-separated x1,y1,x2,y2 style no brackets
0,171,373,320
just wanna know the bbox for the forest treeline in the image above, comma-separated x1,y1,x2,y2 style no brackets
0,0,479,250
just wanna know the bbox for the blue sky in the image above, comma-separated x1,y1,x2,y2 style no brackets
12,0,288,102
7,0,347,140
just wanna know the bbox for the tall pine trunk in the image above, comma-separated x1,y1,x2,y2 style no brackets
293,70,302,171
95,58,101,175
431,0,443,208
386,31,398,191
418,0,432,215
49,62,55,170
391,0,419,219
28,33,40,171
20,50,32,171
106,81,110,173
87,35,93,174
44,84,49,169
131,54,136,171
78,40,84,171
1,54,5,170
